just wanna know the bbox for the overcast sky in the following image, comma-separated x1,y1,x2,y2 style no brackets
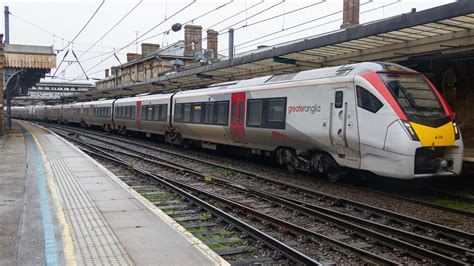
1,0,456,82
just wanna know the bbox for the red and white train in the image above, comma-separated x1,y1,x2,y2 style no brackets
12,62,464,180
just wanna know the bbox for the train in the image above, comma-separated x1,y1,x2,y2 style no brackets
11,62,464,180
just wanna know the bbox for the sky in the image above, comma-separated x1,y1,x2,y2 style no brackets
1,0,456,82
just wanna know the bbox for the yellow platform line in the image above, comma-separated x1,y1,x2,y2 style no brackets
28,126,77,266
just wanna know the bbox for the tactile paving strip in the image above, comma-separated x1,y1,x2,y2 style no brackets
35,130,133,266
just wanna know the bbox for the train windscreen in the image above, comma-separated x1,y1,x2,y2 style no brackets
378,73,447,121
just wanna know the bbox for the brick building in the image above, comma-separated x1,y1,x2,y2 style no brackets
96,25,218,90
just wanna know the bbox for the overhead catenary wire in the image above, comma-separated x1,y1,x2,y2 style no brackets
161,0,330,60
78,0,143,59
78,0,197,79
59,0,143,78
139,0,235,44
79,0,260,75
217,0,285,32
225,0,326,33
222,0,402,55
204,0,265,31
60,0,106,52
9,12,69,44
79,0,234,79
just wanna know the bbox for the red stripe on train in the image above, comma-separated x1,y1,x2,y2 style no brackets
360,71,408,120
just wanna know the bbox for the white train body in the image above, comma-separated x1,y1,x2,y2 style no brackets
12,62,464,179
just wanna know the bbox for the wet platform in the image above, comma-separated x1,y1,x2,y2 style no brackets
0,121,228,265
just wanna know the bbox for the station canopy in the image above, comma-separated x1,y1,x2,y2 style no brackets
79,0,474,100
4,44,56,97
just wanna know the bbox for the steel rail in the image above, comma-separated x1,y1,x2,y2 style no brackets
55,129,400,265
50,125,474,242
58,133,321,266
53,128,471,265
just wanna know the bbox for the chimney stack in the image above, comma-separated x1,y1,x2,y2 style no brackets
206,29,218,59
341,0,360,29
111,66,116,76
105,69,110,78
141,43,160,56
0,34,3,48
126,53,140,62
184,25,202,56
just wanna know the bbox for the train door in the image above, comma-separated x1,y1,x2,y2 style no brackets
136,101,142,129
230,92,247,144
330,87,360,168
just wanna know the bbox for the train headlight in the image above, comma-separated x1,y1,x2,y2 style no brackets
402,121,419,141
453,121,460,140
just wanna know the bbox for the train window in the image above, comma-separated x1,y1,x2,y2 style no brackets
357,86,383,113
141,106,147,120
238,102,243,124
174,103,183,122
147,106,153,120
268,99,285,122
335,91,343,108
183,103,192,122
152,105,159,120
193,104,202,123
247,100,263,126
231,103,237,124
131,106,136,120
204,103,215,124
125,106,130,118
159,104,167,121
216,101,229,125
247,97,286,129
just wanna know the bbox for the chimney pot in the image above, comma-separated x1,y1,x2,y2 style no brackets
184,25,202,56
126,53,140,62
341,0,360,29
141,43,160,56
206,29,218,59
105,69,110,77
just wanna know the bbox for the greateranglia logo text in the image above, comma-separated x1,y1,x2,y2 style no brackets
288,104,321,114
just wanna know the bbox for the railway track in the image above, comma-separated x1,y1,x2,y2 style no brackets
64,133,386,265
48,124,474,264
47,122,474,218
76,144,314,265
48,123,474,218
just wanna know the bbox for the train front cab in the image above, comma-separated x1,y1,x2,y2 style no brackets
356,70,463,179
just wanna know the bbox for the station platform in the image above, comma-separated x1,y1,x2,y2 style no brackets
0,120,228,265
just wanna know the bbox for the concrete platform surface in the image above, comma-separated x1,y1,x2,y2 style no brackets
0,120,228,266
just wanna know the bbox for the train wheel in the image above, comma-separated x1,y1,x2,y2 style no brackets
286,163,296,173
321,155,342,182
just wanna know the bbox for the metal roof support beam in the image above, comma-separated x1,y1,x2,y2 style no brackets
196,73,213,80
306,29,474,66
